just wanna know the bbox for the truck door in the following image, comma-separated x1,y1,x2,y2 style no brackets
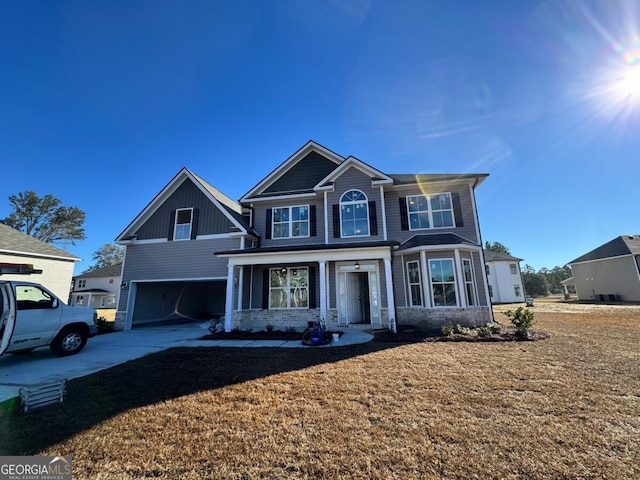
11,284,63,349
0,282,16,356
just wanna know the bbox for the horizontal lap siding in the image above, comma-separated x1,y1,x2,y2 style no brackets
327,167,383,244
137,179,236,240
253,198,325,247
118,237,239,310
385,184,479,244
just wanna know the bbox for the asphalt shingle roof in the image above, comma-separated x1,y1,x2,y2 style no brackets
75,264,123,278
398,234,478,250
0,223,79,261
568,235,640,264
483,250,523,262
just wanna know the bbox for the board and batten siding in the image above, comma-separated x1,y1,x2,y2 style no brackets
326,167,384,244
136,179,236,240
118,237,240,310
384,183,479,245
263,151,340,194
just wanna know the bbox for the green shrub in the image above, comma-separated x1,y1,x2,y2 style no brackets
453,323,470,335
503,307,534,338
265,324,275,332
477,325,492,337
441,323,454,336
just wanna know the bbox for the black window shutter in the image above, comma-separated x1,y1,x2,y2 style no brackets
399,198,409,231
368,201,378,236
168,210,176,240
332,204,341,238
308,266,316,309
265,208,272,240
310,205,317,237
190,208,200,240
452,193,464,227
262,269,269,309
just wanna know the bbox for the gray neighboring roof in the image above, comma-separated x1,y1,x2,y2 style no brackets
568,235,640,264
75,264,123,278
483,250,523,262
398,234,479,250
0,223,80,261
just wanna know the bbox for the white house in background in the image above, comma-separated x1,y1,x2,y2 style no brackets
70,264,122,309
566,235,640,302
484,250,525,303
0,222,80,299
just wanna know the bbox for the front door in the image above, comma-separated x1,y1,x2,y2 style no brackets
0,283,16,356
337,263,381,327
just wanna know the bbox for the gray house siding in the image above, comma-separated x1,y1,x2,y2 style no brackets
118,237,239,311
252,197,325,247
571,256,640,301
263,151,340,194
326,167,384,244
136,179,236,240
385,184,479,245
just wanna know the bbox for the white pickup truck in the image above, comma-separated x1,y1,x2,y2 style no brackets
0,273,98,357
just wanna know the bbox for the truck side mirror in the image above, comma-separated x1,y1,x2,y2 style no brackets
51,298,58,309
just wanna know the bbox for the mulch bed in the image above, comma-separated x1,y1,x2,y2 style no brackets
372,328,550,343
201,330,344,341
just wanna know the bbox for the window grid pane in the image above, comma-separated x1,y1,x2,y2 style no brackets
430,259,457,307
407,193,454,230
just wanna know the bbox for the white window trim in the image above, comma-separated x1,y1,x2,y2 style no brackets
269,267,309,310
407,192,455,231
406,260,423,307
463,258,478,306
428,258,458,308
272,205,310,239
340,189,370,238
174,207,193,241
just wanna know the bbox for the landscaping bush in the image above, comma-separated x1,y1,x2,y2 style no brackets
503,306,535,338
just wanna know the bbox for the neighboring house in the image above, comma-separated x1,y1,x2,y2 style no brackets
483,250,525,303
70,264,122,309
115,141,493,331
566,235,640,302
0,222,80,299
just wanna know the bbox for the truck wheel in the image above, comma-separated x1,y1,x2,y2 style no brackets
50,328,87,356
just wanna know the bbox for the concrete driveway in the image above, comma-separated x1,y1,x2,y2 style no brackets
0,323,373,403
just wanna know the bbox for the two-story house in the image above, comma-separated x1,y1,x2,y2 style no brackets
483,250,525,303
70,264,122,308
115,141,492,332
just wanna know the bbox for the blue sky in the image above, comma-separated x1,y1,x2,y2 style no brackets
1,0,638,274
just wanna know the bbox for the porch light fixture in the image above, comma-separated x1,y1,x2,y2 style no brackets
355,262,360,270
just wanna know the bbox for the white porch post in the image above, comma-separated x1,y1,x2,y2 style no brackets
319,260,327,321
454,250,467,307
383,257,396,333
420,251,431,307
237,266,244,310
224,264,235,332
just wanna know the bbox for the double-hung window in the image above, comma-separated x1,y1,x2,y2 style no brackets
269,267,308,309
174,208,193,240
272,206,309,238
340,190,369,237
406,261,423,306
510,263,518,274
430,259,457,307
463,259,477,306
407,193,454,230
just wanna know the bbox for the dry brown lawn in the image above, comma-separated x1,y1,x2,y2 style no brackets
1,301,638,479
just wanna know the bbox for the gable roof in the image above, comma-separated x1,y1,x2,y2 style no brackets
568,235,640,264
116,167,254,242
483,250,523,262
0,223,80,262
390,173,489,188
314,156,393,191
75,264,123,279
240,140,345,201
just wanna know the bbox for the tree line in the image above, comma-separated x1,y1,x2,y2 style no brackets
485,241,574,297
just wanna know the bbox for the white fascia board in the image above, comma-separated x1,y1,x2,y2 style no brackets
568,254,633,266
390,178,477,192
240,141,345,202
398,243,483,255
241,192,318,203
0,249,80,262
314,157,392,189
219,246,392,266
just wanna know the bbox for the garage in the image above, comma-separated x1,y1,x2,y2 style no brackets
130,280,226,327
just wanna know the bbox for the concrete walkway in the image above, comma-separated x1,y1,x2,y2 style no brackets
0,323,373,403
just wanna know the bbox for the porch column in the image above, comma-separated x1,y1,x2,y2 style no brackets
454,250,467,307
383,258,396,333
224,264,235,332
237,266,244,310
319,260,327,321
420,251,431,307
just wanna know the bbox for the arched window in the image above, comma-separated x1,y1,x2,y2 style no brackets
340,190,369,237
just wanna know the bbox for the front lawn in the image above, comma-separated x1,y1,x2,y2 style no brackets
1,307,638,479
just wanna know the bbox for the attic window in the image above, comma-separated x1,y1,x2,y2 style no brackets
174,208,193,241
